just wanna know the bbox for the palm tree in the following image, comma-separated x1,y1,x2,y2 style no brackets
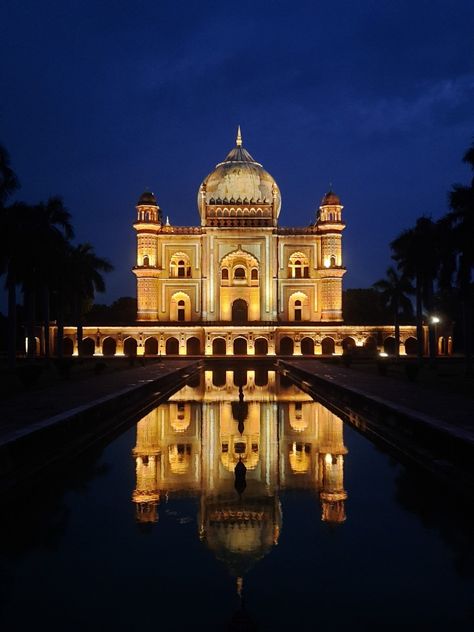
57,243,113,356
20,198,74,358
373,266,413,357
0,146,20,369
391,216,439,359
447,140,474,371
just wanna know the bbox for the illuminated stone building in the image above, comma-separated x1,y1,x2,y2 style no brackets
131,369,348,577
63,128,420,356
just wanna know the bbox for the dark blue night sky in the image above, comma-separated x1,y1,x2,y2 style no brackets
1,0,473,302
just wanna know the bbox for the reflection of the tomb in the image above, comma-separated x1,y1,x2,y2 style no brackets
132,369,348,574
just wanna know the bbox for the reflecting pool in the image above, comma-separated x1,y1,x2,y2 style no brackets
1,367,473,631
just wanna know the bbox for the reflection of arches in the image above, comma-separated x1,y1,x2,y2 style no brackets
168,444,191,474
232,299,248,323
321,337,335,355
144,337,158,355
254,338,268,356
170,252,191,278
170,292,191,321
165,337,179,355
103,337,116,356
404,337,417,356
447,336,453,355
280,336,294,355
124,337,137,356
342,337,356,352
289,442,311,473
186,337,201,355
288,252,309,278
289,292,309,321
63,338,74,356
384,337,397,355
212,369,226,386
255,368,268,386
81,337,95,356
301,337,314,355
364,336,377,351
212,338,226,355
233,337,247,355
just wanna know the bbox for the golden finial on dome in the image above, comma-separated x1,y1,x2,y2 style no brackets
236,125,242,147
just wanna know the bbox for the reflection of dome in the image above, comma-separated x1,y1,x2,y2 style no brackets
202,497,281,577
137,190,158,206
198,127,281,219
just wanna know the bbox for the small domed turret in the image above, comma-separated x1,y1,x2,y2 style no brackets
321,190,341,206
137,190,158,206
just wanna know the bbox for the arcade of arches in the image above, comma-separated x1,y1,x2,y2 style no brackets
61,326,432,356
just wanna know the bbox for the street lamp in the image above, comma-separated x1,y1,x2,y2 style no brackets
430,315,441,357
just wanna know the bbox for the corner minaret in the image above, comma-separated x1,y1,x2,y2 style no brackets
133,190,161,321
316,189,346,322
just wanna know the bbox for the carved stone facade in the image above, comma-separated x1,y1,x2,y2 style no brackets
62,129,423,356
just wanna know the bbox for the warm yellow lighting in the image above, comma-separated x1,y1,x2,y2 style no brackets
323,257,331,268
379,351,388,357
431,316,440,324
325,453,333,465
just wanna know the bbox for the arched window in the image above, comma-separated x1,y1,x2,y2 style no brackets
232,299,248,322
330,255,336,268
294,299,302,321
222,268,229,280
289,293,308,321
170,292,191,322
143,255,149,267
234,267,246,279
251,269,258,280
289,252,309,278
170,253,191,278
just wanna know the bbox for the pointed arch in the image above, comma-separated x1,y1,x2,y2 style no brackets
170,292,191,321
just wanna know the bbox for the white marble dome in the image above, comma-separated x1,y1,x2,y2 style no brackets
198,128,281,219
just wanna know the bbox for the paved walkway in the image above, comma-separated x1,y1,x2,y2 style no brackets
0,360,199,446
283,359,474,443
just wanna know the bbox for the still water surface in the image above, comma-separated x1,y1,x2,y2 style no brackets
1,367,473,631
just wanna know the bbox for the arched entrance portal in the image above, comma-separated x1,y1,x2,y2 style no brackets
233,337,248,356
212,338,227,355
301,337,314,355
102,337,116,357
81,337,95,356
63,338,74,356
166,337,179,355
280,337,294,355
232,299,248,323
254,338,268,356
124,338,137,357
144,337,158,355
186,337,201,355
321,337,335,355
